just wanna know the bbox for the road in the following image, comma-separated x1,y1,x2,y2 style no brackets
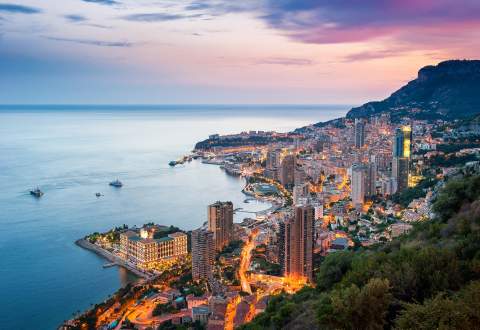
239,229,258,294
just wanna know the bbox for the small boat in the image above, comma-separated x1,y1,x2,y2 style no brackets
103,262,116,268
109,179,123,187
30,187,44,197
169,160,177,167
95,192,102,197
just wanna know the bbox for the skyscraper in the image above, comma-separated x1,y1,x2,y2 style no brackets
278,220,286,276
208,201,234,251
279,154,296,188
354,118,366,148
392,126,412,192
366,161,377,197
191,229,215,281
279,205,315,282
266,149,281,170
351,163,367,207
393,126,412,158
265,149,281,180
392,157,409,192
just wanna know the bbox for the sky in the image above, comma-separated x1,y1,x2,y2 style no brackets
0,0,479,105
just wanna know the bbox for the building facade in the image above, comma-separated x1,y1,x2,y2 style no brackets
191,228,215,281
366,161,377,197
392,126,412,192
279,154,296,188
354,118,366,148
279,205,315,282
208,201,234,251
351,163,367,207
119,230,188,269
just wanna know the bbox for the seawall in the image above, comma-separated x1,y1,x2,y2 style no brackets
75,239,151,279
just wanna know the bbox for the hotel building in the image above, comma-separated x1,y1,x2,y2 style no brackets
119,230,188,269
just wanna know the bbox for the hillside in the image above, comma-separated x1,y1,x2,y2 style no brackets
241,174,480,330
346,60,480,121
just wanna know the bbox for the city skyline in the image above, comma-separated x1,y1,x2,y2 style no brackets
1,0,479,104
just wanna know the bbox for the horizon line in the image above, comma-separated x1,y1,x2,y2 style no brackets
0,103,354,110
0,103,353,106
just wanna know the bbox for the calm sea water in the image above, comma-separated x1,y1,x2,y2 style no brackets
0,105,348,329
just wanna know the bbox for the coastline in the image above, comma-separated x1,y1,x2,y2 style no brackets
2,107,343,330
75,239,151,280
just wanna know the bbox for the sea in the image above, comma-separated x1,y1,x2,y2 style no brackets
0,105,348,330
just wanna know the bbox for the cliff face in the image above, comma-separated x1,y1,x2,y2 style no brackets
347,60,480,121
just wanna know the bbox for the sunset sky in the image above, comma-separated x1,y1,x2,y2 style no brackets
1,0,479,104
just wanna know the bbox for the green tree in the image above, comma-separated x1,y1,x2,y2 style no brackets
319,278,392,330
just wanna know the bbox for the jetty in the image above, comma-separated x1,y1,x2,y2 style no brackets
75,239,152,279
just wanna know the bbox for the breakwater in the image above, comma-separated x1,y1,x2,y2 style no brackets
75,239,152,279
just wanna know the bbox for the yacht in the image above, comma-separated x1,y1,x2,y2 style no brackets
109,179,123,187
30,188,44,197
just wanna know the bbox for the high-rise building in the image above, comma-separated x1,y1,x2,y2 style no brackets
208,201,234,251
392,157,409,192
279,154,296,188
266,149,281,170
313,139,324,153
374,153,391,172
392,126,412,192
293,183,310,205
294,166,306,186
354,118,366,148
366,161,377,197
265,149,281,180
279,205,315,282
191,229,215,281
381,176,398,196
393,126,412,158
351,163,367,207
278,220,286,276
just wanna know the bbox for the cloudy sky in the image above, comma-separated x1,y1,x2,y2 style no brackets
0,0,479,104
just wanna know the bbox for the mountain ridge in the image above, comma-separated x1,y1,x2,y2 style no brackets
346,59,480,121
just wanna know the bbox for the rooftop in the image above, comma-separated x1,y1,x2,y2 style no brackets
192,306,210,314
168,232,187,238
122,230,138,238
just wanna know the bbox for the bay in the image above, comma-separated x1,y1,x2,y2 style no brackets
0,105,348,329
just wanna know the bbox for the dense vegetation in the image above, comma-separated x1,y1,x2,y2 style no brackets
194,135,295,150
241,174,480,329
391,176,438,207
428,153,478,168
152,225,183,239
